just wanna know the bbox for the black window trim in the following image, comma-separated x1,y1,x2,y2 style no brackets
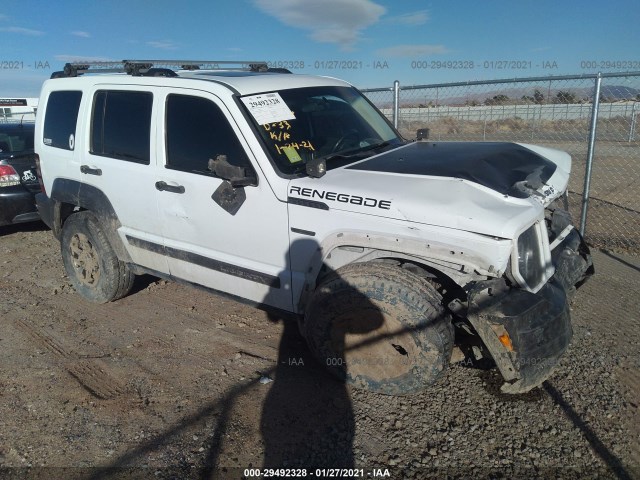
42,90,83,151
163,92,254,177
89,89,153,165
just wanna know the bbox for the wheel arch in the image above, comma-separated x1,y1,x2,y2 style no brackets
49,179,132,263
295,230,495,313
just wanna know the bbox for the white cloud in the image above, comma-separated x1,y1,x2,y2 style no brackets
146,40,178,50
253,0,386,50
387,10,429,26
376,44,448,58
0,26,44,36
71,31,91,38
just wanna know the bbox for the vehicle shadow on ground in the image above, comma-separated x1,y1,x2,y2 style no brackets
0,220,47,237
128,274,163,296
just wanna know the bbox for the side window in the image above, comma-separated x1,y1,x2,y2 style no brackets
91,90,152,164
43,91,82,150
165,94,249,174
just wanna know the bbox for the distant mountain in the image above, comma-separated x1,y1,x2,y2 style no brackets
395,84,640,107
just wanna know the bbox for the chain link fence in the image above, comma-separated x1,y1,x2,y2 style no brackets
362,73,640,253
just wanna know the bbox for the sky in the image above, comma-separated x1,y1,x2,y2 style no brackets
1,0,639,98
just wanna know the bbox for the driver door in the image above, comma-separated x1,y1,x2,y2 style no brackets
155,90,292,310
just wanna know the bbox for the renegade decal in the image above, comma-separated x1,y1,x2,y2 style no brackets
289,186,391,210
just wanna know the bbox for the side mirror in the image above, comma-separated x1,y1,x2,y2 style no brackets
305,157,326,178
416,128,430,141
208,154,257,188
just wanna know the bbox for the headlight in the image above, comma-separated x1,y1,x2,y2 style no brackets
512,223,552,292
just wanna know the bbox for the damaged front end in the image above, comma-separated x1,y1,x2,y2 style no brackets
465,208,593,394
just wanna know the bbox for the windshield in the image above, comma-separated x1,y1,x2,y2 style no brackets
240,86,403,175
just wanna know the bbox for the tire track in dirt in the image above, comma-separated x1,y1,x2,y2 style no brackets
15,317,126,400
6,270,280,405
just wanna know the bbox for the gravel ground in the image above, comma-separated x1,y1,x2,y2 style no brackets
0,223,638,480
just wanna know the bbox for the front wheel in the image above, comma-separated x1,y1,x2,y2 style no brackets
61,212,134,303
304,262,453,395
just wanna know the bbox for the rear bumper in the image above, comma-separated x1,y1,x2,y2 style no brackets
467,230,593,394
0,187,39,226
35,192,54,229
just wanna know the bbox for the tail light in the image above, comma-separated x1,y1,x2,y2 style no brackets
0,164,21,187
35,154,46,194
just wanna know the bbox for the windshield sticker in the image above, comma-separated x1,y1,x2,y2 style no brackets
241,92,295,124
262,121,316,158
281,146,302,163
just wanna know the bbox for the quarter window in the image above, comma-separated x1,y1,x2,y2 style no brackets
165,94,249,174
43,91,82,150
91,90,152,164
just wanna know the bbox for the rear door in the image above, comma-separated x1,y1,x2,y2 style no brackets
79,86,169,274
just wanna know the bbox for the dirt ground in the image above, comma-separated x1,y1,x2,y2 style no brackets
1,222,639,480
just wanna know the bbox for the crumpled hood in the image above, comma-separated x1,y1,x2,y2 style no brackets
287,142,571,239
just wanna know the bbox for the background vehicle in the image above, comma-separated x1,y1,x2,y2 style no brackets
34,60,593,395
0,121,41,226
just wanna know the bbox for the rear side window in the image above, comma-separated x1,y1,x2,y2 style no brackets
91,90,152,164
43,91,82,150
165,94,249,174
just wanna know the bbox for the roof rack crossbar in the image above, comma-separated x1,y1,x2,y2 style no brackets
52,60,270,78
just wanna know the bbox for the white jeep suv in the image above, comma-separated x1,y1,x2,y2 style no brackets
34,60,593,395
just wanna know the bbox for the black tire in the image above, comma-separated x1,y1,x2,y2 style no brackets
60,212,134,303
304,262,453,395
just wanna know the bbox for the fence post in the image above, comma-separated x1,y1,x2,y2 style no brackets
630,102,638,142
393,80,400,129
579,73,602,237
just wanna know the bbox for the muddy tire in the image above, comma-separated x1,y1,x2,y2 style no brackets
304,262,453,395
61,212,134,303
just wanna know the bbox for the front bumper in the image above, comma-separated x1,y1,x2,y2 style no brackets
466,230,593,394
0,187,40,226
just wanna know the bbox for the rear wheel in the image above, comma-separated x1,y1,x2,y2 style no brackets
304,262,453,395
61,212,134,303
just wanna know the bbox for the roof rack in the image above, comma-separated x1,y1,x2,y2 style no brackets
51,60,275,78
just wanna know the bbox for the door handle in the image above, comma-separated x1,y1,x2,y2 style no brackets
80,165,102,176
155,181,185,194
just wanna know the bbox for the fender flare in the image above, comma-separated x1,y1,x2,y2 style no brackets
49,178,132,263
295,230,494,312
